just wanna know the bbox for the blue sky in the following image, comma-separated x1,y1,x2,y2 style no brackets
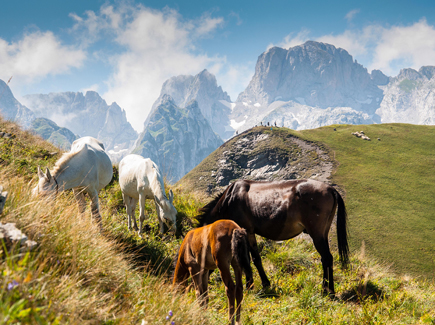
1,0,435,130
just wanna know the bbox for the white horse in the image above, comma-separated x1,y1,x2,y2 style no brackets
119,154,177,235
32,137,113,229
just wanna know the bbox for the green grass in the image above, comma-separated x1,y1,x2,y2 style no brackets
398,79,418,93
2,117,435,324
297,123,435,277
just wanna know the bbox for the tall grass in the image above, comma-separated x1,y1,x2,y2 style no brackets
2,118,435,324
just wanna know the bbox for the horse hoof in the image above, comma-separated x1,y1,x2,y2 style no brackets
262,280,271,289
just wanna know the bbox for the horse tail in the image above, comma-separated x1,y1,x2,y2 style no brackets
333,188,350,269
231,228,253,280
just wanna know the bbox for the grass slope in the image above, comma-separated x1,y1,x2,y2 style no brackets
180,123,435,278
1,117,435,324
298,123,435,277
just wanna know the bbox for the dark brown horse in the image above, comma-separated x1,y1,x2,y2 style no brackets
196,179,349,296
173,220,252,325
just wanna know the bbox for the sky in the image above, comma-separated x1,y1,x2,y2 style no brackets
1,0,435,131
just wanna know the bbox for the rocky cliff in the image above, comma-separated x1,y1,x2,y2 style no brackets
133,95,223,182
376,66,435,125
148,69,234,140
231,41,383,132
0,79,35,128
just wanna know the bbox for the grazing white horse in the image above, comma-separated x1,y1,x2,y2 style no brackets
32,137,113,229
119,154,177,235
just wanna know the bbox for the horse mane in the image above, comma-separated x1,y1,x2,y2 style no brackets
149,161,168,200
51,150,81,175
195,182,235,227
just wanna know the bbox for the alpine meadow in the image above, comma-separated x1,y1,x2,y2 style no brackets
1,116,435,324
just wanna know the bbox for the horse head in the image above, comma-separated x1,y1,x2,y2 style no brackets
154,189,177,231
32,166,58,199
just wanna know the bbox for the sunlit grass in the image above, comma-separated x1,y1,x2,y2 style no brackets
2,118,435,324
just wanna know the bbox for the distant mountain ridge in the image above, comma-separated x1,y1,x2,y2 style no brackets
31,118,78,150
0,79,35,128
148,69,233,140
23,91,137,160
231,41,385,131
133,94,223,182
376,66,435,125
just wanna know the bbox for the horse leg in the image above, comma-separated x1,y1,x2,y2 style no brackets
201,270,210,307
73,188,86,214
89,190,103,231
154,200,165,234
312,236,335,296
189,266,207,307
231,261,244,325
247,234,271,288
216,260,236,325
138,193,146,235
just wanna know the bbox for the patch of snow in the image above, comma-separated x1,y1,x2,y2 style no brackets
295,97,306,105
243,102,249,107
254,103,261,107
230,119,246,129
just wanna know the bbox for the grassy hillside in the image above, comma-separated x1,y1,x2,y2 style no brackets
179,124,435,278
297,123,435,277
1,117,435,324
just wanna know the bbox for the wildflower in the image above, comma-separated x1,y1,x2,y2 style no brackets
171,322,175,325
166,316,170,320
7,280,19,291
168,311,173,317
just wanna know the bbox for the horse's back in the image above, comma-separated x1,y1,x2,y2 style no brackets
71,136,105,152
70,137,113,190
119,154,155,198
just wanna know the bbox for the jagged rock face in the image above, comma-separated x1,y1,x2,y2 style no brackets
371,70,390,86
31,118,78,150
231,41,383,132
178,127,334,194
23,91,137,159
237,41,382,110
376,66,435,125
0,80,35,128
133,95,223,182
149,70,233,140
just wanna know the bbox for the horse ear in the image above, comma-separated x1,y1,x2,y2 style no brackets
37,166,46,179
45,168,52,181
154,195,161,207
169,189,174,204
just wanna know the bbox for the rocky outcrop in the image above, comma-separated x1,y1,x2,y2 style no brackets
23,91,137,161
0,223,37,253
148,70,234,140
178,126,334,194
0,186,7,215
376,66,435,125
133,95,223,183
31,118,78,150
0,79,35,128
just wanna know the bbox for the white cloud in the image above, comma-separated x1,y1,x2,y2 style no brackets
0,31,86,82
70,3,229,131
345,9,360,23
194,15,225,37
271,29,310,50
272,19,435,77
